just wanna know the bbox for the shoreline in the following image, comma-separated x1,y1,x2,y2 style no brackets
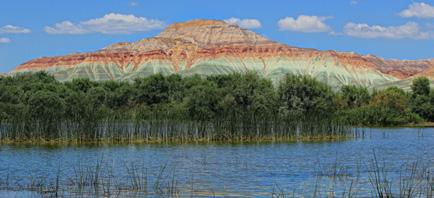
1,126,434,146
401,122,434,128
364,122,434,128
0,135,352,146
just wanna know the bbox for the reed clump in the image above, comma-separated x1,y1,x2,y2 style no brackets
0,72,356,144
1,72,431,144
275,153,433,198
0,153,431,197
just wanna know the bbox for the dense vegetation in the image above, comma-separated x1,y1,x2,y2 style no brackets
0,72,432,144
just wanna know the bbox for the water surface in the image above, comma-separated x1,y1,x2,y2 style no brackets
0,128,433,197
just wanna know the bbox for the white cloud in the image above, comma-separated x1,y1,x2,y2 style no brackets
399,2,434,18
0,25,31,34
224,18,262,29
130,1,139,7
0,38,11,43
343,22,433,39
45,13,165,35
278,15,331,33
45,21,89,35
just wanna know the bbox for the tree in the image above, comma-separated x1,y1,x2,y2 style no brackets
218,73,275,114
368,87,421,125
278,74,335,117
166,74,185,102
134,74,170,105
340,85,370,108
410,77,433,121
410,95,433,121
106,83,136,109
28,90,65,137
67,78,95,93
15,71,56,84
186,83,219,121
87,86,107,109
411,77,430,96
370,87,409,111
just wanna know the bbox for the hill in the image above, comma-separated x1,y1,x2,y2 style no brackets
12,19,434,89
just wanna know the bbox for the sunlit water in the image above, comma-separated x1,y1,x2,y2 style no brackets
0,128,433,197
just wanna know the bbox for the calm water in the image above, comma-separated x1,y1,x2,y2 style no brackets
0,128,433,197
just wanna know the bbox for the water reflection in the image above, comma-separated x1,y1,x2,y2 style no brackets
0,128,433,197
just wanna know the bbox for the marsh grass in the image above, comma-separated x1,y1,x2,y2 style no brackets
369,151,393,197
269,152,433,198
365,151,432,198
0,119,351,145
0,161,182,198
0,152,431,197
126,163,148,192
0,73,372,146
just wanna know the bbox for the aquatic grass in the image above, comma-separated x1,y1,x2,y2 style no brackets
0,73,362,145
0,161,182,197
399,161,421,198
269,151,433,198
368,151,393,197
0,154,432,197
367,151,433,198
340,179,357,198
0,119,352,145
125,162,148,192
152,164,180,197
271,184,285,197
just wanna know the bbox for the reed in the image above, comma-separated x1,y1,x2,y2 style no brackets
0,117,351,145
0,153,432,197
2,72,406,145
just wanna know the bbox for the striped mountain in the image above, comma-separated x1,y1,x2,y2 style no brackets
12,20,434,89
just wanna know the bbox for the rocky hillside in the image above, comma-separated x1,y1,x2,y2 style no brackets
12,20,434,89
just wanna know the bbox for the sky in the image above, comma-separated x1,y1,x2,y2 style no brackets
0,0,434,72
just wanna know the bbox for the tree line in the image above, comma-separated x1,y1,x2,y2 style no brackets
0,72,432,143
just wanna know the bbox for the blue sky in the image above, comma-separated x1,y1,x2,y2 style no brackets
1,0,434,72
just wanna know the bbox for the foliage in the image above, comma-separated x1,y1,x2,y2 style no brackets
338,87,423,126
278,74,334,117
410,77,434,121
339,85,370,109
0,71,431,143
411,77,430,96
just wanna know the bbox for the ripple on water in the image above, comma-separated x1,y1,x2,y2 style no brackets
0,128,433,197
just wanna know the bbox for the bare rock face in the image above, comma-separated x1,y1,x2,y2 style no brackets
157,20,269,46
13,19,434,89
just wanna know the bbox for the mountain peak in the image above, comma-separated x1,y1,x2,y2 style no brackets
164,19,228,30
156,19,270,46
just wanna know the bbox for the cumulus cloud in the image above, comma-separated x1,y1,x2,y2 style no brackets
343,22,433,39
45,21,88,34
278,15,331,33
45,13,165,35
399,2,434,18
224,18,262,29
0,38,11,43
0,25,31,34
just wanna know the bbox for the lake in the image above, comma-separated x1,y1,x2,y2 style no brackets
0,128,433,197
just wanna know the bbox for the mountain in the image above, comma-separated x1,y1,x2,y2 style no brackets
12,19,434,89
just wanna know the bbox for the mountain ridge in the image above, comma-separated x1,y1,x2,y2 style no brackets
12,19,434,89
